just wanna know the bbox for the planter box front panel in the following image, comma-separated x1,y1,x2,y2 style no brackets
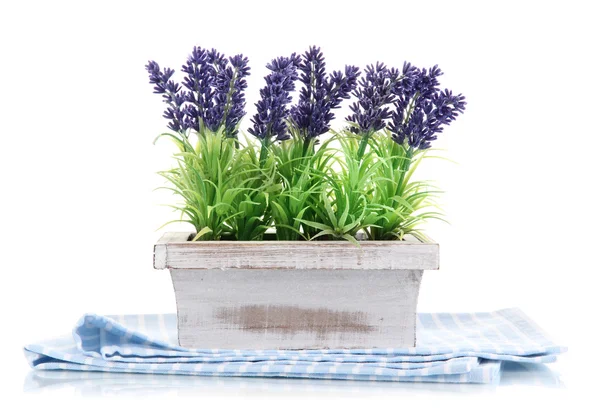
171,268,423,350
155,232,439,350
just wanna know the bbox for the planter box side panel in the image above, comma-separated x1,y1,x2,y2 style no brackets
170,268,423,350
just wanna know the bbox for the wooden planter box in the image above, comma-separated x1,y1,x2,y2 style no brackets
154,232,439,350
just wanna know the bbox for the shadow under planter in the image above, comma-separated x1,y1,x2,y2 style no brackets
154,233,439,350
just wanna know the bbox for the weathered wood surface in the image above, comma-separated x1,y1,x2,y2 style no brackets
153,232,191,269
171,268,423,349
154,232,439,271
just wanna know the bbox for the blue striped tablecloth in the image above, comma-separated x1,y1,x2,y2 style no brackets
24,308,565,384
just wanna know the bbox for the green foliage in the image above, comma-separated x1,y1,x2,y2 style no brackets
269,130,337,241
155,127,446,243
156,129,272,241
295,131,382,245
366,131,446,241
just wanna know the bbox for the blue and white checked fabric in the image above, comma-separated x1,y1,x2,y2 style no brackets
24,308,565,384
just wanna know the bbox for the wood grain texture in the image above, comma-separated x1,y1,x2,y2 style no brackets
170,268,423,349
154,233,439,271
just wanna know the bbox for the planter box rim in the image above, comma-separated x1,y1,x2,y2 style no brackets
154,232,439,271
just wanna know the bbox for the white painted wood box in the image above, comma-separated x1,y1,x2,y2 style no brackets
154,232,439,350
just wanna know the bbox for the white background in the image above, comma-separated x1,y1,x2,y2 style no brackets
1,0,598,406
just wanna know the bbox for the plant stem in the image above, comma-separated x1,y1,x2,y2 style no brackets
356,131,372,160
302,136,312,157
259,139,269,167
394,146,414,197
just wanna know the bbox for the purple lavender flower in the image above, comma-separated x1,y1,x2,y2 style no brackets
347,62,418,134
329,65,361,110
290,46,360,140
210,54,250,137
145,61,188,132
389,66,466,149
394,61,420,95
180,47,218,132
146,47,250,137
248,55,299,143
207,48,228,72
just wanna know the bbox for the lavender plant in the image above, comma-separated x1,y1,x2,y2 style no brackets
146,47,267,241
246,47,361,240
367,65,466,240
146,45,465,242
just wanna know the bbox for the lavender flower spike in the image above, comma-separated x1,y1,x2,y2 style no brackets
389,65,466,150
346,62,418,135
180,47,218,132
145,61,188,133
290,46,360,140
210,54,251,137
248,55,299,144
